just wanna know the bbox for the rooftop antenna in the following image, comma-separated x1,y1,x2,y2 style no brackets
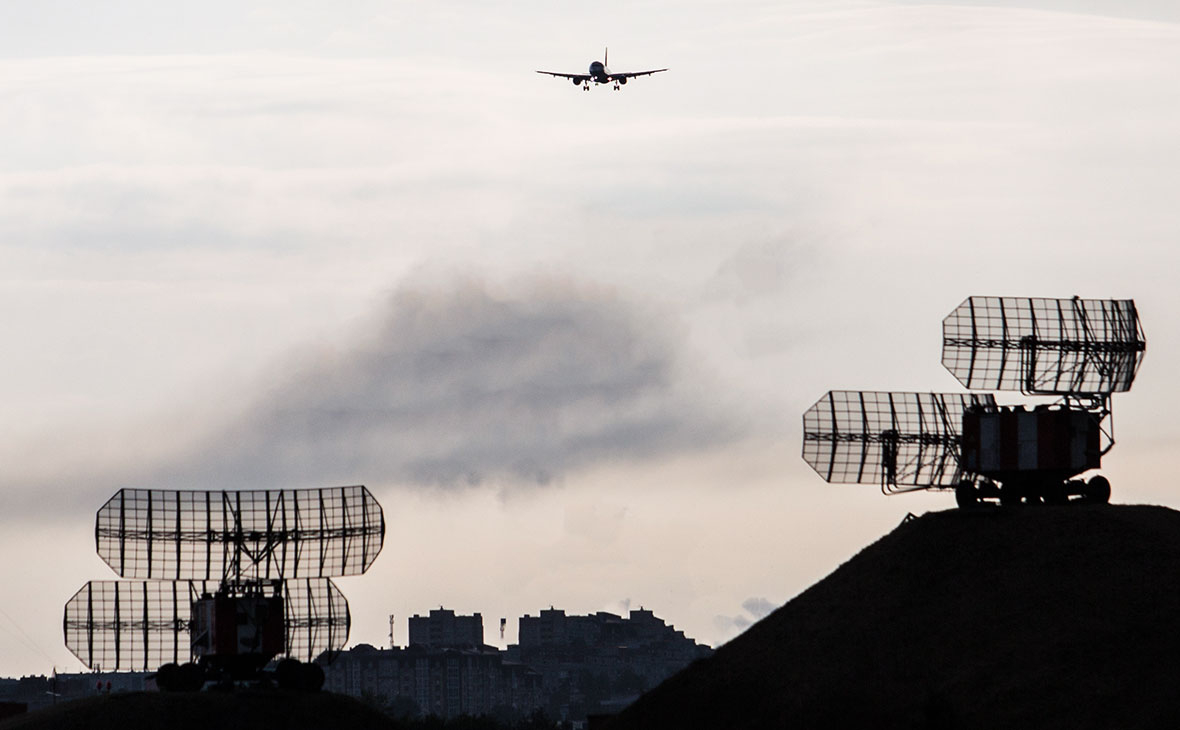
64,485,385,691
803,296,1146,506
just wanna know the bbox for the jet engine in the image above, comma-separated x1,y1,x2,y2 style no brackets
571,77,584,86
617,77,627,85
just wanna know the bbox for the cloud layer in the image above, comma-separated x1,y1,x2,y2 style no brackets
148,275,741,491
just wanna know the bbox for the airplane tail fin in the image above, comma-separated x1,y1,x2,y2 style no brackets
604,47,608,67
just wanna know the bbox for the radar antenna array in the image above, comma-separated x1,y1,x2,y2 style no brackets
64,485,384,690
942,296,1145,395
803,391,996,493
63,578,348,673
96,486,384,581
803,296,1146,506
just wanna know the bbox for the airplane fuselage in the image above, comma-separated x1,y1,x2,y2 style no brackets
588,61,610,84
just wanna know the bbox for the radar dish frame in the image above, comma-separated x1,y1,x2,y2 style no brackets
942,296,1145,396
803,391,997,494
65,485,385,687
803,295,1146,506
96,486,384,581
64,577,349,672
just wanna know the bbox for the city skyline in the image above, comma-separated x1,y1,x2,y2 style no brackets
2,0,1180,678
4,603,711,723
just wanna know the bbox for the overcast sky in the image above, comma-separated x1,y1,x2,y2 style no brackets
1,0,1178,677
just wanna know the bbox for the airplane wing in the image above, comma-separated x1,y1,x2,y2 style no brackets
612,69,669,79
536,71,583,79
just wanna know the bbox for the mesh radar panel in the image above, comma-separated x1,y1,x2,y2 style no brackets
942,297,1145,395
97,486,385,580
802,391,997,492
66,484,384,673
64,578,349,671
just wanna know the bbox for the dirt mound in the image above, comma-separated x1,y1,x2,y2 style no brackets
609,505,1180,730
0,689,394,730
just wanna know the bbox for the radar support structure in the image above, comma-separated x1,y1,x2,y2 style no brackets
803,296,1145,507
64,485,385,691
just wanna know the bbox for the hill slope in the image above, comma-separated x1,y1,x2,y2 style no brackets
609,505,1180,730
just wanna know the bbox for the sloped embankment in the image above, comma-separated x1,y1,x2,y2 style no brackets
609,505,1180,729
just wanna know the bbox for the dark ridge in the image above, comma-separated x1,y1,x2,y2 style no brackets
608,505,1180,730
0,689,396,730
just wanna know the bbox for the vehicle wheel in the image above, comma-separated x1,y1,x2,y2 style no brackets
955,482,978,509
1085,475,1111,504
1043,486,1064,505
155,663,180,692
276,658,302,689
1046,481,1074,505
301,662,325,692
178,662,204,691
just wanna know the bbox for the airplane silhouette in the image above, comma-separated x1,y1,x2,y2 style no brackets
537,48,668,91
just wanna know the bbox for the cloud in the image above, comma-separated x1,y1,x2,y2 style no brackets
715,596,779,639
703,238,799,306
741,596,777,620
144,274,744,492
713,613,751,635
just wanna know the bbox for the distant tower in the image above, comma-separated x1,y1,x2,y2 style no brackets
389,614,396,649
500,618,506,640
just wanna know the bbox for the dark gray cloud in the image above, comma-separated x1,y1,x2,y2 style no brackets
149,275,743,491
